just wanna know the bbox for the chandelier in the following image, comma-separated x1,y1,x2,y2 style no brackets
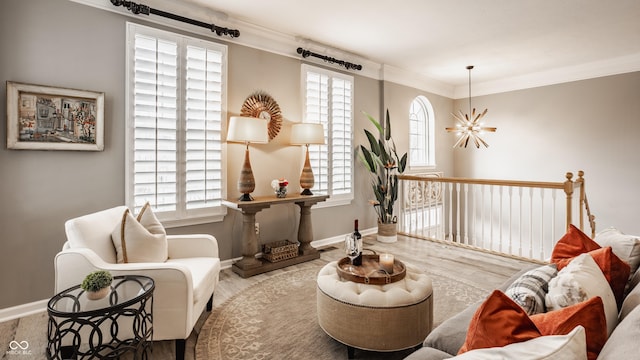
446,65,496,148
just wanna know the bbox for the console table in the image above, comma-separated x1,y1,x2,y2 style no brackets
223,193,329,277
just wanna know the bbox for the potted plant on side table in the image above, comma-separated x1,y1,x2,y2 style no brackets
81,270,113,300
358,110,407,243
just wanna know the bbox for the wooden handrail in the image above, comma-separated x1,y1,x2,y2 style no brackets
399,174,568,190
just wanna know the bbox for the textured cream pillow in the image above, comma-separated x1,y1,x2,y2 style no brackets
545,253,618,336
111,205,168,263
449,325,587,360
595,227,640,275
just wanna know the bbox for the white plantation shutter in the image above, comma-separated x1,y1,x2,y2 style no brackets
127,23,227,224
132,33,178,212
185,46,223,210
302,65,353,204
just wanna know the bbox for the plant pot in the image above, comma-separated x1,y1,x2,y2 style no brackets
377,222,398,243
86,286,110,300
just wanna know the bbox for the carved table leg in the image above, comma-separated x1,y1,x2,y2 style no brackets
235,209,261,270
297,202,318,256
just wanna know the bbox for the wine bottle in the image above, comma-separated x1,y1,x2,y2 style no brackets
353,219,363,266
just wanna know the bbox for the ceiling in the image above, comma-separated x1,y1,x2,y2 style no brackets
126,0,640,97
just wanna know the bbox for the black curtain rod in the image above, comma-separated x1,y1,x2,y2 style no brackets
111,0,240,38
297,47,362,71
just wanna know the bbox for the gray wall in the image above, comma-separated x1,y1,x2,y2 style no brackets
452,72,640,236
0,0,452,308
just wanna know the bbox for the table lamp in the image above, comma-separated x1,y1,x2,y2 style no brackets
227,116,269,201
290,123,325,195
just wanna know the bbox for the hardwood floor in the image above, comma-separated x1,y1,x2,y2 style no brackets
1,235,535,360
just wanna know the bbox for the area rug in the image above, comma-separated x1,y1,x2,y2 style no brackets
195,264,489,360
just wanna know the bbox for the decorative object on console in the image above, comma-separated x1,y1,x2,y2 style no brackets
81,270,113,300
271,178,289,198
227,116,269,201
446,65,496,148
358,110,407,243
6,81,105,151
290,123,325,195
240,91,282,141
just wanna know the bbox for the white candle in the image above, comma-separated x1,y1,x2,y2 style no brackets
380,254,394,274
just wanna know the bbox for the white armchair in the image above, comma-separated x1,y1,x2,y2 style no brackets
54,206,221,360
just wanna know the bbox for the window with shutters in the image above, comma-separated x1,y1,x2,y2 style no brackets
126,23,227,226
301,64,354,206
409,95,436,168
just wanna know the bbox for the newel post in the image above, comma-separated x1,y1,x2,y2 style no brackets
576,171,585,231
563,172,574,231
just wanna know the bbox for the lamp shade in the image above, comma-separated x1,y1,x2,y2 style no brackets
227,116,269,144
290,123,325,145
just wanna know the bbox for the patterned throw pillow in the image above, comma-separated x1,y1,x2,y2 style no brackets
506,264,558,315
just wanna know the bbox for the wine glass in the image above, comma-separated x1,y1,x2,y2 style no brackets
344,234,362,272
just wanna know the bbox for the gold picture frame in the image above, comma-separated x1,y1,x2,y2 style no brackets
6,81,105,151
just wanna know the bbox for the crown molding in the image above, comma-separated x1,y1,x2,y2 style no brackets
453,53,640,99
70,0,640,100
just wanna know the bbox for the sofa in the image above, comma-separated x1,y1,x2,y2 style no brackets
406,225,640,360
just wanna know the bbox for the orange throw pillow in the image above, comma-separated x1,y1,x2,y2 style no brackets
551,224,601,270
588,247,631,309
531,296,607,360
458,290,542,354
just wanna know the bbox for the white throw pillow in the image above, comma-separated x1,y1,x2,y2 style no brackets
546,253,618,336
595,227,640,275
449,325,587,360
111,205,168,263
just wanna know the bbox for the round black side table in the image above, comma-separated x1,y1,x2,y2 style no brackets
47,275,154,359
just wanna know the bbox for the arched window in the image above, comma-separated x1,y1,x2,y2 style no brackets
409,96,435,168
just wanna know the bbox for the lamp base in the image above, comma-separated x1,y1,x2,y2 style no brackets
300,188,313,196
238,193,254,201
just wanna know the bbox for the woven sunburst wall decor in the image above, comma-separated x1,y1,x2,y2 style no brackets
240,91,282,141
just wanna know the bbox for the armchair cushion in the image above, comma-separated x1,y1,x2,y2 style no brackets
111,206,168,263
166,257,220,304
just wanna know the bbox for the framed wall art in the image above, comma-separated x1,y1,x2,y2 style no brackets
6,81,105,151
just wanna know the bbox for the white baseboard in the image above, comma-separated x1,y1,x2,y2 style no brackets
0,299,47,323
0,230,378,322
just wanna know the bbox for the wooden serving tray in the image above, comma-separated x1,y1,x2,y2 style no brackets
336,254,406,284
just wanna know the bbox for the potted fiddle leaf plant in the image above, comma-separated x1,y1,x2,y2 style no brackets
81,270,113,300
358,110,407,243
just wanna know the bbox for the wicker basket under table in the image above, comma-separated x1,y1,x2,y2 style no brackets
262,240,299,262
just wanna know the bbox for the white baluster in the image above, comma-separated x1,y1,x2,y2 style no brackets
529,187,534,259
464,183,469,244
455,183,461,243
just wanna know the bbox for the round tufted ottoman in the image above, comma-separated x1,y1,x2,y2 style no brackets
316,261,433,357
